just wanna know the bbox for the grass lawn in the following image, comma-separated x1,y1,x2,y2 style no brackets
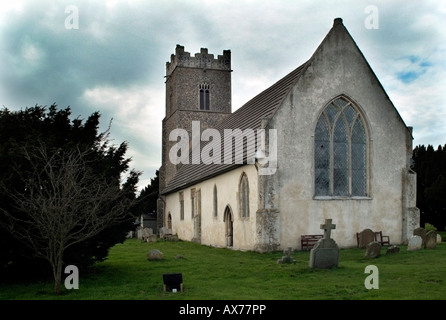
1,238,445,300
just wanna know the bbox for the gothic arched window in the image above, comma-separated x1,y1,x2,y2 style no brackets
239,173,250,217
199,83,210,110
213,185,218,218
314,96,368,197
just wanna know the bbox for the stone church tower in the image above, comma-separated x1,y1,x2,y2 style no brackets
158,45,232,230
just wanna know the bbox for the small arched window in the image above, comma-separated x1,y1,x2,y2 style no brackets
213,185,218,218
239,173,250,217
167,212,172,229
199,83,210,110
179,191,184,220
314,96,368,197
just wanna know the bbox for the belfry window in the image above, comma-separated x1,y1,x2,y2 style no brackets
199,83,210,110
314,96,368,197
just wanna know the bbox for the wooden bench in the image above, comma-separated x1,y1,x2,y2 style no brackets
301,234,323,251
356,230,390,247
374,231,390,246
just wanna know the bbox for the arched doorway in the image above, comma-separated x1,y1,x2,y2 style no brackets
223,206,233,247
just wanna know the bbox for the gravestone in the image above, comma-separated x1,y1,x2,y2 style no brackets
146,234,157,242
437,233,442,243
365,241,381,258
358,228,375,248
413,227,426,246
386,245,400,255
165,234,179,241
309,219,339,269
277,247,296,264
141,227,153,241
407,235,422,251
159,227,173,239
424,230,437,249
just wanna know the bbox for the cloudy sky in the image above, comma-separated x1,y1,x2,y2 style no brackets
1,0,445,191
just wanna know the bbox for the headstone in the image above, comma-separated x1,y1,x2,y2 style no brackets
437,233,442,243
147,249,164,260
277,247,296,264
164,234,179,241
365,241,381,258
137,228,143,239
309,219,339,269
146,234,157,242
159,227,173,239
141,227,153,241
386,245,400,255
407,235,422,251
358,228,375,249
424,230,437,249
413,227,427,246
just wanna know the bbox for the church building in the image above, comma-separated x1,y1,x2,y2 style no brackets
157,18,420,252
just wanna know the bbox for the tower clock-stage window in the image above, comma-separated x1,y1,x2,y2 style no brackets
199,83,210,110
314,96,368,197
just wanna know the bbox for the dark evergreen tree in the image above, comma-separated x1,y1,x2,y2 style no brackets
412,144,446,230
134,170,159,217
0,104,141,288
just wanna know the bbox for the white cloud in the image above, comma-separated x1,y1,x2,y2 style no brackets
82,83,164,189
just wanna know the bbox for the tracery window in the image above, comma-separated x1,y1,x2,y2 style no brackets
314,96,368,197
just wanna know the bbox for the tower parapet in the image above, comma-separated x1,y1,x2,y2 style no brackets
166,45,231,77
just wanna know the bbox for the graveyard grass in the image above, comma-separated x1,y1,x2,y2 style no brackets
1,236,445,300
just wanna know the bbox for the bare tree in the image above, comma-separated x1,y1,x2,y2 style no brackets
1,143,137,294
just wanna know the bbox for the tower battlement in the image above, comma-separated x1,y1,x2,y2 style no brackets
166,44,231,76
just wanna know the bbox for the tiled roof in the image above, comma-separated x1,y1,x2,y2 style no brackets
161,61,309,195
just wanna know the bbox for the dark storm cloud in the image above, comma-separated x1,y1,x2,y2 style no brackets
1,0,445,190
0,1,162,110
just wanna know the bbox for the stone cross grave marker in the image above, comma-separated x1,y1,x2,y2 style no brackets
309,218,340,269
321,219,336,239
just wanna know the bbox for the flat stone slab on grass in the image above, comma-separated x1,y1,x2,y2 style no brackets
386,245,400,255
147,249,164,260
